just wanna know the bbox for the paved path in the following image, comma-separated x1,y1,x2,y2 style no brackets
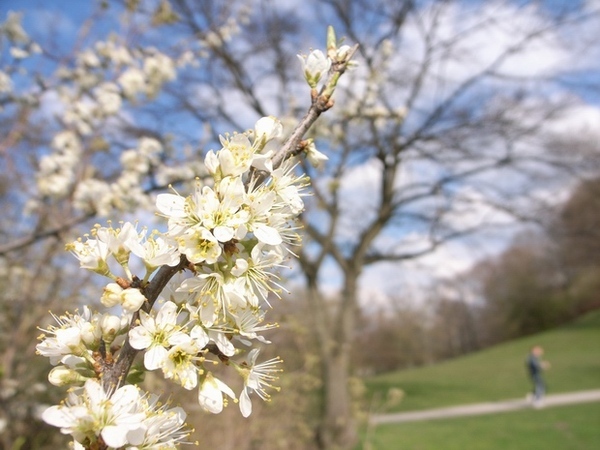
370,389,600,425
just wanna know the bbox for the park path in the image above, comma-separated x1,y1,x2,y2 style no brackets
370,389,600,425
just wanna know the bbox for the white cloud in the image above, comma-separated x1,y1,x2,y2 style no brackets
544,103,600,136
371,0,594,124
426,1,573,78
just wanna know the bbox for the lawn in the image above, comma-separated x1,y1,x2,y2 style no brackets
362,402,600,450
364,310,600,413
360,311,600,450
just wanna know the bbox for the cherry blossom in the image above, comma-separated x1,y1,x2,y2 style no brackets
34,23,356,447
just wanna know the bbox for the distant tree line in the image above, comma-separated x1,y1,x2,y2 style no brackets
352,175,600,374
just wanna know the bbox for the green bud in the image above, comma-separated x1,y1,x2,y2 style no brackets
327,26,337,59
48,366,88,387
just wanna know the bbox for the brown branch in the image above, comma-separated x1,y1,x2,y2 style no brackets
0,213,94,256
101,255,189,391
252,44,360,186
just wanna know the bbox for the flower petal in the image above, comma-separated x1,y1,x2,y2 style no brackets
254,224,282,246
101,425,131,448
211,331,235,357
41,405,73,428
198,378,223,414
239,389,252,418
213,225,234,243
144,345,168,371
156,301,178,326
156,194,186,217
129,326,152,350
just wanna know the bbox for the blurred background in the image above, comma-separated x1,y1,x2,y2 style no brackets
0,1,599,449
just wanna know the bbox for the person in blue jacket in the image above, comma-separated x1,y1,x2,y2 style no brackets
526,345,550,408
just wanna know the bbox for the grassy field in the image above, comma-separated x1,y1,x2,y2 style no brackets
363,402,600,450
365,310,600,413
360,311,600,449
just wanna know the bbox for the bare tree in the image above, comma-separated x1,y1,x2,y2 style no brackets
1,1,599,449
288,1,600,448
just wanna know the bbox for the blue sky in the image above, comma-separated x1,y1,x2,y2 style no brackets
3,0,600,305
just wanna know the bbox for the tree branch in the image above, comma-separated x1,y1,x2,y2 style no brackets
102,255,189,391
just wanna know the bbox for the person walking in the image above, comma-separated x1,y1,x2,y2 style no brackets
526,345,550,408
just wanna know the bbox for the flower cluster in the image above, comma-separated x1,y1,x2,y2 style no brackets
0,12,41,101
35,37,191,214
35,24,355,449
42,379,188,449
37,115,306,448
30,20,224,216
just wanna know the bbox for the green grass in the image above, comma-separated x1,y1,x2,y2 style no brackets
365,310,600,413
364,402,600,450
359,311,600,450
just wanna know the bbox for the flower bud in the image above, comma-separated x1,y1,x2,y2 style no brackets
297,50,330,88
254,116,283,146
100,313,123,344
336,45,352,61
327,25,337,59
80,320,100,347
122,288,146,312
101,283,123,308
204,150,220,175
48,366,88,387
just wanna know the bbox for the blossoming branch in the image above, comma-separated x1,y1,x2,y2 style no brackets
35,25,357,450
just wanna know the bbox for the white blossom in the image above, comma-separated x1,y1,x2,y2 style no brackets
43,379,191,448
36,307,100,366
0,70,12,93
304,139,329,168
9,47,29,59
129,301,188,371
129,234,181,270
77,49,101,68
95,221,141,264
52,130,82,152
34,22,357,445
36,327,89,367
138,137,163,161
335,44,352,61
143,52,176,83
233,308,276,345
217,133,254,177
160,336,201,390
266,161,308,215
96,40,132,66
2,12,29,43
297,49,330,88
197,372,236,414
94,81,122,116
254,116,283,146
73,179,113,215
100,313,124,344
236,349,282,418
131,399,189,449
101,283,125,308
65,238,111,275
118,67,146,98
177,226,222,264
42,379,146,448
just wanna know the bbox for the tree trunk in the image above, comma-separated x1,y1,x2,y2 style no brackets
318,348,357,450
315,270,359,450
